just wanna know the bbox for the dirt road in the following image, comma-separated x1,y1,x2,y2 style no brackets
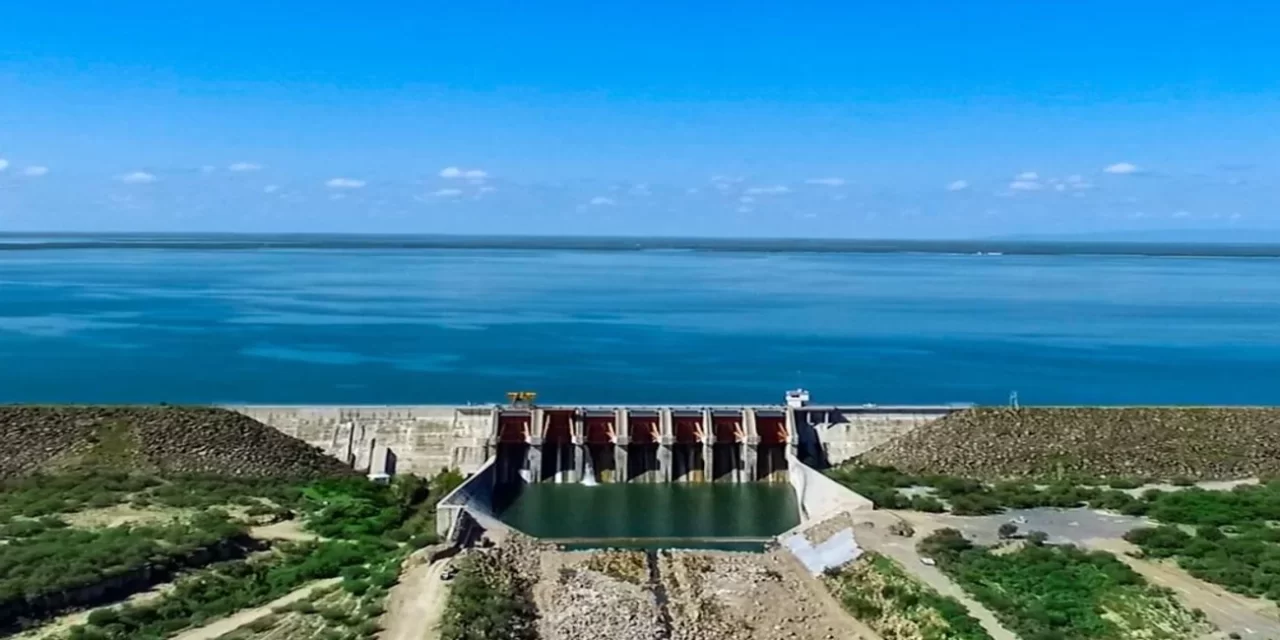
380,554,453,640
852,511,1019,640
171,578,340,640
1087,538,1280,640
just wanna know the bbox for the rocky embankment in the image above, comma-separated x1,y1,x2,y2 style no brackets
860,407,1280,480
0,406,354,478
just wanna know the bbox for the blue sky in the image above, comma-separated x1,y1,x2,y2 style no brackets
1,1,1277,237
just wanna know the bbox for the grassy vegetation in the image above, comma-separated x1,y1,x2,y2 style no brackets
229,567,397,640
828,464,1166,516
64,540,392,640
0,511,250,628
823,552,992,640
439,551,538,640
1121,481,1280,602
1,466,460,635
920,529,1208,640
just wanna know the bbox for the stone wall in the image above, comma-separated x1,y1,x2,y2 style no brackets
227,405,492,476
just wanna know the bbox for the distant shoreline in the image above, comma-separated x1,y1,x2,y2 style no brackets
3,232,1280,258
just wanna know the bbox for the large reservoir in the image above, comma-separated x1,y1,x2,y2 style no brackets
494,483,800,550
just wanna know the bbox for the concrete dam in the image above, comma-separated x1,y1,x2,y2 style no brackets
230,400,966,480
232,397,967,548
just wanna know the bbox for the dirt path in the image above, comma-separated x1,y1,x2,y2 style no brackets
170,578,340,640
250,520,320,542
380,553,452,640
852,511,1019,640
1086,538,1280,640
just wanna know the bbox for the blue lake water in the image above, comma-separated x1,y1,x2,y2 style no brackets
2,245,1279,405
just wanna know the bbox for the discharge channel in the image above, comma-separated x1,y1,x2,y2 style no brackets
494,483,800,551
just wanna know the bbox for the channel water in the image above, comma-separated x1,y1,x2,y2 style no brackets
494,483,800,550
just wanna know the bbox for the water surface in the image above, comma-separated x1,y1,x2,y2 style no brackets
494,483,801,550
2,245,1279,405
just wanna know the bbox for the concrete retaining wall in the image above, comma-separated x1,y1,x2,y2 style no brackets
434,457,516,538
785,452,873,523
227,406,492,476
806,410,948,464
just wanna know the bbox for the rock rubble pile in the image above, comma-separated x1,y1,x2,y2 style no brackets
860,407,1280,480
0,406,354,478
542,565,665,640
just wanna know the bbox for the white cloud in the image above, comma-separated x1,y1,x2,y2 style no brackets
1104,162,1139,175
263,184,279,193
805,177,846,186
589,196,616,206
744,185,791,195
325,178,366,189
1172,210,1191,218
946,180,970,192
1016,171,1039,180
22,166,49,177
739,196,756,204
432,188,463,197
0,158,8,172
119,171,157,184
228,162,263,172
439,166,488,180
1008,180,1042,191
629,183,651,196
199,165,216,175
710,175,743,183
686,187,701,195
736,206,753,213
478,186,497,193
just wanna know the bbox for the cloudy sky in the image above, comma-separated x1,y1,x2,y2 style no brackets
1,1,1277,238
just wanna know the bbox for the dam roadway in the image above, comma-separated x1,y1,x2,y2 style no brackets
227,402,967,482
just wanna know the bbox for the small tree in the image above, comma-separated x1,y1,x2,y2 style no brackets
997,523,1019,539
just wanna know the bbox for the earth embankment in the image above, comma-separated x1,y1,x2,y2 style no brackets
0,406,354,479
859,407,1280,480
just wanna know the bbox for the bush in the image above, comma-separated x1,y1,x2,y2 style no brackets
85,608,120,627
439,553,537,640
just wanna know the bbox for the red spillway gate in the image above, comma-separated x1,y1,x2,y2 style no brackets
584,414,617,444
673,413,705,444
542,409,574,443
629,413,660,444
712,413,744,443
756,413,788,444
